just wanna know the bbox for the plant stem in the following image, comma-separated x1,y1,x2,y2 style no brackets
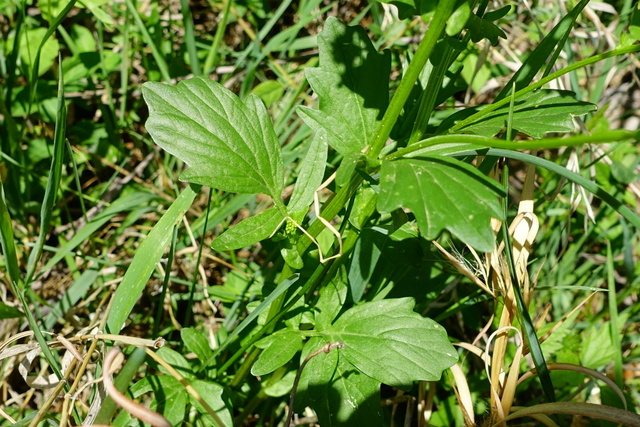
368,0,457,158
385,130,640,161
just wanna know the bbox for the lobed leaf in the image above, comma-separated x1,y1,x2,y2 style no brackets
143,77,284,200
378,157,503,252
324,298,458,386
440,90,597,138
297,17,390,156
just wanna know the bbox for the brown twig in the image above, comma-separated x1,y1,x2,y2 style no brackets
285,341,345,427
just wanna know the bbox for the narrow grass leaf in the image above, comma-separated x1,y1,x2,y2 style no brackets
124,0,171,82
472,149,640,230
44,268,99,329
25,63,67,284
208,274,300,363
494,0,590,101
0,182,21,294
500,167,555,402
39,191,158,275
606,242,624,388
106,184,200,334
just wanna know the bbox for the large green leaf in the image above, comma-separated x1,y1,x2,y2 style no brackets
378,157,503,252
297,17,390,156
324,298,457,386
441,90,596,138
295,337,385,426
142,77,284,200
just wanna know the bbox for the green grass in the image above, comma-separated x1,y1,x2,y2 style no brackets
0,0,639,426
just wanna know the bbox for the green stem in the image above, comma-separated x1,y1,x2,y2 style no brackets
204,0,233,74
385,130,639,161
449,44,640,133
368,0,457,158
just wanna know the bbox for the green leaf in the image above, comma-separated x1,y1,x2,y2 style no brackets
0,302,22,319
378,157,503,252
288,130,328,216
446,1,471,36
189,380,233,427
314,277,348,329
324,298,457,386
441,90,597,138
8,28,59,76
366,0,436,19
295,337,385,426
297,17,390,156
106,184,199,334
348,226,390,303
208,274,300,362
211,207,284,251
465,13,507,45
131,375,187,427
155,347,195,379
494,0,590,101
143,77,284,200
252,329,303,376
181,328,213,364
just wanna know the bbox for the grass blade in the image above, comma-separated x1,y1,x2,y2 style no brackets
501,164,555,402
124,0,171,82
462,148,640,230
207,273,300,364
25,61,67,284
494,0,590,101
607,242,624,388
203,0,233,74
179,0,201,76
106,184,200,334
0,182,21,295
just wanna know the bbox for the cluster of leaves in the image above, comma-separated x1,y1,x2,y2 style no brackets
1,0,640,426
